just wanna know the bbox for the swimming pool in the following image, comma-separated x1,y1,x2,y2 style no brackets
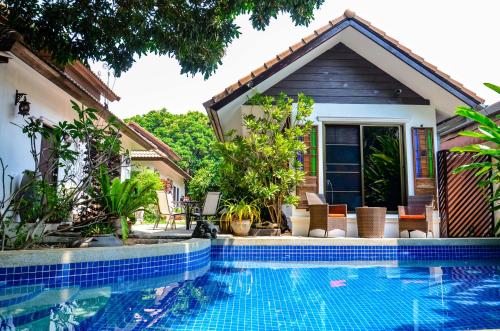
1,259,499,330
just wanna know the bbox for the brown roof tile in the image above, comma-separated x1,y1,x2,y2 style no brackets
205,9,484,110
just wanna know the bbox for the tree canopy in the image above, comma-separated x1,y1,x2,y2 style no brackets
126,109,217,174
2,1,323,77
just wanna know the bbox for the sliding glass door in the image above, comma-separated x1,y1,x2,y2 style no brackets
325,124,404,211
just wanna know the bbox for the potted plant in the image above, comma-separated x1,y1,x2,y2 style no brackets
222,199,260,236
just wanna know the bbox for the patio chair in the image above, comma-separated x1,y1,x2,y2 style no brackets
306,192,347,237
398,195,434,238
192,192,222,226
154,190,184,230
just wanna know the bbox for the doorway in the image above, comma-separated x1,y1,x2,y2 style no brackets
324,124,405,211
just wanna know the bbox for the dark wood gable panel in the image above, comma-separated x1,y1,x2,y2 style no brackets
263,43,429,105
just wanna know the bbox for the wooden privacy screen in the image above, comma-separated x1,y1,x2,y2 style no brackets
437,150,494,237
297,126,318,208
412,127,436,196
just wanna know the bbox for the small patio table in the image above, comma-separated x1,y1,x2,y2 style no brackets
355,207,387,238
176,200,202,230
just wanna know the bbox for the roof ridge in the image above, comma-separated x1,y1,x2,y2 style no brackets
204,9,483,110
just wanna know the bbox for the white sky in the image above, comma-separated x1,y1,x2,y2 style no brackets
97,0,500,119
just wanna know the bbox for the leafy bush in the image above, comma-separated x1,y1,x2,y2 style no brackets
1,101,123,249
216,93,313,226
188,160,220,201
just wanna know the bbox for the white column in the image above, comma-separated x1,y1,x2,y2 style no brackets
317,122,324,194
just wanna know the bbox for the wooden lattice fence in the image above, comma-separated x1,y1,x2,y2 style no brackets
437,150,494,237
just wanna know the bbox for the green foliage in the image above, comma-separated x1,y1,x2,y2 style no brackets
1,101,124,249
127,110,217,172
451,82,500,236
126,110,221,198
3,1,323,77
98,166,159,239
217,93,313,225
131,167,164,192
188,160,220,201
16,178,72,224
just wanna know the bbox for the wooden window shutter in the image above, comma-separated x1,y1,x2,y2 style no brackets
297,126,319,208
412,127,436,196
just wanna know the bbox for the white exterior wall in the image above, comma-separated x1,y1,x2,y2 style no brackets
0,55,83,183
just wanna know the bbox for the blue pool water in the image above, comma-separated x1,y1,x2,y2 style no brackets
1,261,499,330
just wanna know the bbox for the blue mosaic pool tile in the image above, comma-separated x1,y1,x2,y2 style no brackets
0,247,210,289
211,245,500,262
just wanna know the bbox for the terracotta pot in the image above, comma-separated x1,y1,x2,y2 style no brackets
230,219,252,236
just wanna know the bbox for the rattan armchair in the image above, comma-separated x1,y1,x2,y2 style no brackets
306,192,347,237
398,195,434,238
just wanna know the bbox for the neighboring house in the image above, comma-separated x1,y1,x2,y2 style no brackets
127,122,191,200
203,10,483,224
0,22,152,191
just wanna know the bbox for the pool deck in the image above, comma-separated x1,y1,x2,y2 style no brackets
213,235,500,246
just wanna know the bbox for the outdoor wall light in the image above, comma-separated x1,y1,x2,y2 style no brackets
15,90,30,116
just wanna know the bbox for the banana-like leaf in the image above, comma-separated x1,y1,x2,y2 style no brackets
484,82,500,95
455,107,497,128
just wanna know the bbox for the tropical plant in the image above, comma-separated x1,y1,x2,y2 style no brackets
363,130,402,210
0,101,123,249
98,167,159,239
2,1,323,77
451,82,500,236
216,93,313,227
221,199,261,223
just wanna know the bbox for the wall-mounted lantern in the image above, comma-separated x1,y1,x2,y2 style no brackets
15,90,30,116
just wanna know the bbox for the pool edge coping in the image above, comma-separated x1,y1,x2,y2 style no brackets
0,238,210,267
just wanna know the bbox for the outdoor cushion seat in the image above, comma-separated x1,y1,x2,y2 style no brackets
398,195,434,237
399,215,425,220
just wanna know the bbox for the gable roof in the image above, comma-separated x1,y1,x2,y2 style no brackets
204,9,484,140
130,149,192,180
128,122,191,180
127,122,182,162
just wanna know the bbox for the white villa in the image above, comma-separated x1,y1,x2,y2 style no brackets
203,10,485,237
